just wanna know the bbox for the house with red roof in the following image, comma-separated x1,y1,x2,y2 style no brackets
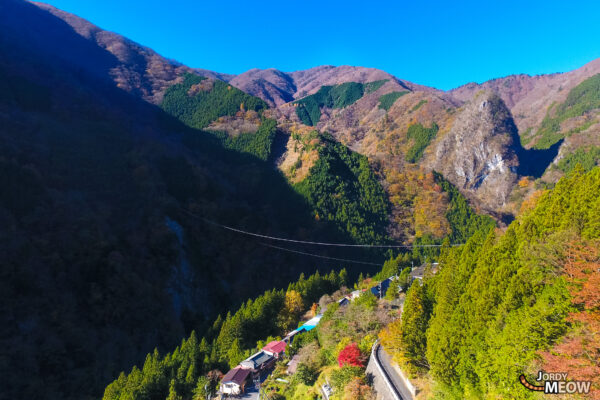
220,366,251,395
262,340,287,359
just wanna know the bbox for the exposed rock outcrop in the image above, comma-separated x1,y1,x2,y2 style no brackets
429,92,519,209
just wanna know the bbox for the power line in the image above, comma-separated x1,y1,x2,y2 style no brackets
257,242,383,266
179,208,462,248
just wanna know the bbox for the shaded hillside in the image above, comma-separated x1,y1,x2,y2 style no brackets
101,270,349,400
0,2,386,399
292,133,390,245
18,1,230,104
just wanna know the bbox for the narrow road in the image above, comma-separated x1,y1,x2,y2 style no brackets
374,344,414,400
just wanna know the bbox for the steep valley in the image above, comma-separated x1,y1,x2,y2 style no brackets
1,1,600,399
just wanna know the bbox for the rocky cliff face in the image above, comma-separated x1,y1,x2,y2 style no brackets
428,92,519,210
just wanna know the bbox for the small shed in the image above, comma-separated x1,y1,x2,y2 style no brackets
349,290,361,300
337,297,350,307
220,366,250,395
297,314,323,332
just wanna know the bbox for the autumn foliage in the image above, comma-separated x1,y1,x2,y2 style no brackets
343,377,376,400
338,343,365,367
539,240,600,398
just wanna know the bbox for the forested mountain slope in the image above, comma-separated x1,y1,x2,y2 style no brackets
2,1,600,399
19,0,600,225
0,2,390,399
381,166,600,398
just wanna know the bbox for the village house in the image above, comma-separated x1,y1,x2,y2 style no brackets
337,296,350,307
370,277,392,298
262,340,287,359
220,366,250,396
240,350,275,372
411,262,439,281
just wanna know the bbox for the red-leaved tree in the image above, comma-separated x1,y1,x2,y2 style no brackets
338,343,364,368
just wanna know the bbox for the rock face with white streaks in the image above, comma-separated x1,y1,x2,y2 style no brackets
430,91,519,209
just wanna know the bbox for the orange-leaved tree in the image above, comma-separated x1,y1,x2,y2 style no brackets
539,240,600,398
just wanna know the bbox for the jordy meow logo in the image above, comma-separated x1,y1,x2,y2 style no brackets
519,371,592,395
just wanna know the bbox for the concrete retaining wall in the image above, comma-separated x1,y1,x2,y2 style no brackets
366,343,402,400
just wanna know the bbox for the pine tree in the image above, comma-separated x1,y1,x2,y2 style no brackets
400,281,431,372
227,339,245,368
166,379,182,400
339,268,348,287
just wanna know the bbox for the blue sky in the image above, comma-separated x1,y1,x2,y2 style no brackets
42,0,600,90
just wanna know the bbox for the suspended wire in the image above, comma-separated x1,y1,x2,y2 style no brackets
257,242,384,266
179,207,463,248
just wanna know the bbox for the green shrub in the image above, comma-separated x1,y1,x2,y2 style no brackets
294,364,318,385
329,366,364,391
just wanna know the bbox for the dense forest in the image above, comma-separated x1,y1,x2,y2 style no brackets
293,133,390,245
102,270,349,400
381,166,600,398
378,91,409,111
5,2,600,400
556,145,600,173
99,160,495,399
404,123,439,163
161,73,267,129
294,80,390,126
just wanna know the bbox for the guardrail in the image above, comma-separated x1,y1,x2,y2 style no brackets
370,340,403,400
